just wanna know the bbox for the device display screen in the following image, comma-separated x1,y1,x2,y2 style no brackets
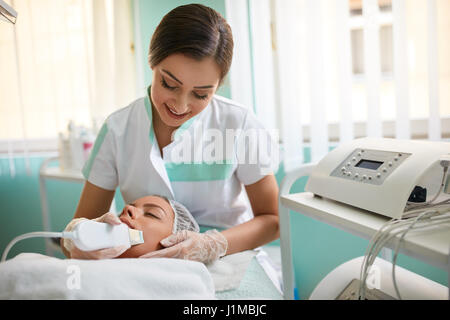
355,159,383,170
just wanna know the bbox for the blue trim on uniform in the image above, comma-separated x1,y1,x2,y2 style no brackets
172,115,198,141
144,89,155,143
82,122,108,179
165,162,235,182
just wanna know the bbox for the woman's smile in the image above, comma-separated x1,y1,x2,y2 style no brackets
164,103,191,120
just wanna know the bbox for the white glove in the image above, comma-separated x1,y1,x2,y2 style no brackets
63,212,130,260
138,229,228,264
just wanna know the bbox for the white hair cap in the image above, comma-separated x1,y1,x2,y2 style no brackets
168,199,199,233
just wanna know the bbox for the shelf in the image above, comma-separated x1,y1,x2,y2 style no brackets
281,192,450,270
40,166,84,182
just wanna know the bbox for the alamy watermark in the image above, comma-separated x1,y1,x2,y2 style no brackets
66,265,81,290
168,124,280,174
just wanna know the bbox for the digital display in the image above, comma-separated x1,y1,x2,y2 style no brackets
355,159,383,170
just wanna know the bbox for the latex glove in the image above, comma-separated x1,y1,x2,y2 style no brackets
63,212,130,260
139,229,228,264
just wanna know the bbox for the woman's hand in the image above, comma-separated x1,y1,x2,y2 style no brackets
138,229,227,264
63,212,130,260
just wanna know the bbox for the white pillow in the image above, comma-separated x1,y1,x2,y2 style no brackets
0,253,216,300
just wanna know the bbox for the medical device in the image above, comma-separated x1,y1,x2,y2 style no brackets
67,220,144,251
0,0,17,24
1,221,144,262
305,138,450,300
306,137,450,219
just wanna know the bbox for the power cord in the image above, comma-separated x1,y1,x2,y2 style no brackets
359,210,450,299
1,231,75,262
359,157,450,300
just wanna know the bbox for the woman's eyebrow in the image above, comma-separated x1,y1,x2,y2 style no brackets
162,69,183,85
161,69,214,89
193,84,214,89
143,203,167,216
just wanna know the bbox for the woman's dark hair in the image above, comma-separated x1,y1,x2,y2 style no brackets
148,4,233,85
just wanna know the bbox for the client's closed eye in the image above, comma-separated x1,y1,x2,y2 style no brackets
144,212,160,219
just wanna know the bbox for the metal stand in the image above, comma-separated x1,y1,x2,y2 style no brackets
278,162,316,300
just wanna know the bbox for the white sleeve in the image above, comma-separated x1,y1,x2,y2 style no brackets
82,122,118,191
235,111,280,186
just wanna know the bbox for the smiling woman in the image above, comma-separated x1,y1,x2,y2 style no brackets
150,54,222,147
67,3,280,268
147,3,233,149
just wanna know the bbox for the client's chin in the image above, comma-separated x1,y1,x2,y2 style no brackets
117,242,161,259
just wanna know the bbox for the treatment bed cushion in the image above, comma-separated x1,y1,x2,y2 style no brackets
0,253,215,299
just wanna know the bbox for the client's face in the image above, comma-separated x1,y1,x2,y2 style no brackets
117,196,174,258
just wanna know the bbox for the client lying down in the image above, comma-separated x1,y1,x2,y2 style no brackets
63,195,227,263
1,196,220,299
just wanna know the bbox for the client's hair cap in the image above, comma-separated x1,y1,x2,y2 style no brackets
168,199,200,233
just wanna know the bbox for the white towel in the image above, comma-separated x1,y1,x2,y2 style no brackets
0,253,216,300
206,250,257,292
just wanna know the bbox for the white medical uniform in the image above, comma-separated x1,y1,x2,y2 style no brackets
83,88,279,229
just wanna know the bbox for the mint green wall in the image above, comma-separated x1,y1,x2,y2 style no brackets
1,158,48,258
133,0,231,98
0,157,125,260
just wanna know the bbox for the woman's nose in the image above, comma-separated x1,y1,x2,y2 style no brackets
174,94,189,112
124,205,142,219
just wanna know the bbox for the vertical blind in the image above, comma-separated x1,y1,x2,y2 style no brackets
224,0,254,113
392,0,410,139
427,0,441,141
272,0,304,171
336,0,355,145
363,0,382,138
0,0,136,176
226,0,449,172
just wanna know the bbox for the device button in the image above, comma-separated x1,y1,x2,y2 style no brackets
341,167,346,172
394,157,398,161
354,173,359,178
352,157,356,161
347,172,352,177
377,173,381,178
382,167,387,172
362,175,367,180
368,176,372,180
357,152,362,157
347,162,351,166
388,162,393,167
